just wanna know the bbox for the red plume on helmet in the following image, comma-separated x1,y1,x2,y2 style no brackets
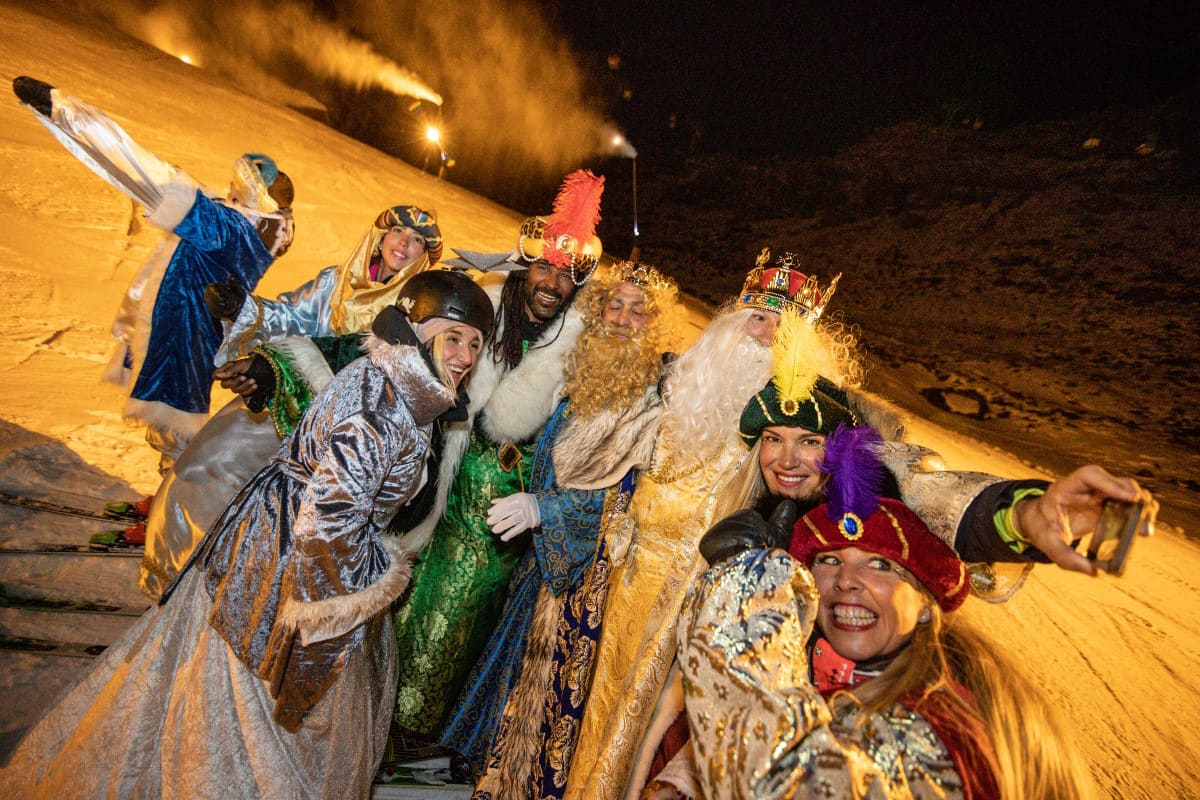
541,169,604,268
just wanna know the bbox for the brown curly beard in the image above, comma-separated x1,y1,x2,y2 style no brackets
562,321,662,419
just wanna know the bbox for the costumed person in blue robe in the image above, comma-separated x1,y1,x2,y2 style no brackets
0,270,494,800
137,204,443,599
12,76,295,476
441,261,683,799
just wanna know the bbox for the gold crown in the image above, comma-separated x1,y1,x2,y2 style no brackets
613,260,674,293
738,248,840,322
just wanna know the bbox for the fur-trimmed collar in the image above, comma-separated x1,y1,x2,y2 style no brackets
551,386,663,490
477,287,583,445
363,332,455,426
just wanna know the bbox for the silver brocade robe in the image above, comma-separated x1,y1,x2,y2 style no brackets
193,333,454,729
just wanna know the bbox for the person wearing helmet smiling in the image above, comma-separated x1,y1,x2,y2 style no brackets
0,271,496,799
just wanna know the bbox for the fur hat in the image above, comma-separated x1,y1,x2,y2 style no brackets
374,205,444,266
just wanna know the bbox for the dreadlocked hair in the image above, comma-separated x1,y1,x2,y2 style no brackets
491,271,529,369
489,269,576,369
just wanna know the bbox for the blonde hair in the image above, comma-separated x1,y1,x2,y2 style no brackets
711,438,768,521
838,604,1098,800
812,310,865,389
561,266,683,418
426,329,480,390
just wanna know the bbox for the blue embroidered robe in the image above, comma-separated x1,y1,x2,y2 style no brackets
130,191,274,415
441,399,609,770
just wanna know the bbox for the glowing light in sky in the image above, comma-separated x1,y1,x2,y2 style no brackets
425,126,441,145
602,124,638,158
97,0,613,192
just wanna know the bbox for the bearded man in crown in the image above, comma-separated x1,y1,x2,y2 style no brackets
564,249,862,800
440,261,684,800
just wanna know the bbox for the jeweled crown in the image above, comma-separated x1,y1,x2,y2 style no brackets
614,260,673,293
737,248,840,322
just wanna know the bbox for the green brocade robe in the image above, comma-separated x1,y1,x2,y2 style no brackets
391,421,532,734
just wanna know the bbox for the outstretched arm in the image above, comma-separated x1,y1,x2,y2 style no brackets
13,76,180,212
1012,464,1156,575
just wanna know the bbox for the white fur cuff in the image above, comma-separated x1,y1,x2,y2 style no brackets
146,172,200,231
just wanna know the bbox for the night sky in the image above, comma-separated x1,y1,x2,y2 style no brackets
553,2,1200,160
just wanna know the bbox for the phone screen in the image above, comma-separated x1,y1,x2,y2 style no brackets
1086,499,1143,576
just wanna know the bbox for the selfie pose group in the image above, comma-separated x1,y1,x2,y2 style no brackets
4,76,1155,799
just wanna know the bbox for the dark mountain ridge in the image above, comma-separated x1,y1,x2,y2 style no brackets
608,93,1200,530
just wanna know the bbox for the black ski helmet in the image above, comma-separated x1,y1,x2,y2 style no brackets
397,269,494,338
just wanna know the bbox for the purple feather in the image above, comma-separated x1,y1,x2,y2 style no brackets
820,424,886,519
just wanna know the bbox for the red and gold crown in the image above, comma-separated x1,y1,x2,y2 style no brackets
737,248,840,322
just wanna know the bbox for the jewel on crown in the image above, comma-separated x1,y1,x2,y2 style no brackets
739,247,841,322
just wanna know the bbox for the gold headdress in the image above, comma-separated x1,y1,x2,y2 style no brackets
517,169,605,286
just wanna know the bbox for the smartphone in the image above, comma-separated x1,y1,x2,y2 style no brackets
1086,499,1144,576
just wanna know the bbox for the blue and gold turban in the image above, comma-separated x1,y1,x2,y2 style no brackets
374,205,443,266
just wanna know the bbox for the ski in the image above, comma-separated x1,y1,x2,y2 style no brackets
0,634,107,659
0,490,144,524
0,594,148,617
0,541,143,557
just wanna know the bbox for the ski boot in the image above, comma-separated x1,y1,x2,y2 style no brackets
88,521,146,547
104,495,153,519
12,76,54,118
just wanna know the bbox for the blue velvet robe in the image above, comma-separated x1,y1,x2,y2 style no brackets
130,191,274,414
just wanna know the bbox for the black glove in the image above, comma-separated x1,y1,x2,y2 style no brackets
765,498,799,550
371,304,418,346
13,76,53,117
699,510,773,566
242,354,275,413
699,500,799,566
204,276,247,323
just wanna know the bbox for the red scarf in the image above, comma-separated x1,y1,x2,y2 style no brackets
809,637,1001,800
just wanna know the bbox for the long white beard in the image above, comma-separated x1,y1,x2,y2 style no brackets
661,314,774,463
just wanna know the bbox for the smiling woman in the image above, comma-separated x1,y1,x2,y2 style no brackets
0,271,495,799
810,546,930,663
682,451,1099,800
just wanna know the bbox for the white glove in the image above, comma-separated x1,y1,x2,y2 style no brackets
487,493,541,541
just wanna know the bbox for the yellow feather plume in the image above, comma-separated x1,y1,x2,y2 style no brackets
770,308,822,408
